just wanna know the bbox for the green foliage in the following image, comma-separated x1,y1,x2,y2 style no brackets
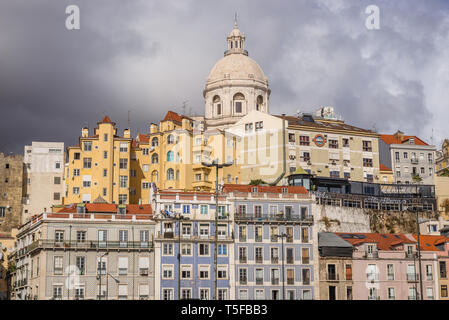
439,168,449,177
412,174,422,183
249,179,266,185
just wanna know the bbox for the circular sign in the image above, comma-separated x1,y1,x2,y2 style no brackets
313,134,326,147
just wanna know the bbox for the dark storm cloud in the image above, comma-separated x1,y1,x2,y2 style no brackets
1,0,449,154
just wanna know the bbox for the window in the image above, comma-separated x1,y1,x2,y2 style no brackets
76,231,86,243
53,192,60,201
329,139,338,149
440,261,447,278
53,286,63,300
73,169,80,176
166,168,174,180
303,152,310,162
74,152,80,160
54,256,63,275
162,265,174,279
235,101,242,113
255,268,264,285
119,230,128,247
346,286,353,300
103,188,107,197
255,121,263,130
181,243,192,255
151,153,158,164
199,243,209,256
403,152,408,159
200,205,208,214
218,244,227,255
163,243,173,256
426,265,433,280
73,186,80,195
83,141,92,151
217,289,228,300
83,158,92,169
239,268,247,284
427,287,434,300
119,158,128,169
181,265,192,279
387,264,394,280
120,143,128,152
255,289,264,300
119,176,128,188
301,227,309,243
388,288,395,300
152,137,158,147
142,148,149,156
118,257,128,275
103,151,108,159
271,269,280,285
55,162,61,169
330,171,340,178
441,285,448,298
199,265,210,279
363,158,373,167
118,284,128,300
363,140,372,152
342,138,349,147
239,247,247,263
288,133,295,143
55,231,64,243
167,135,174,144
299,136,310,146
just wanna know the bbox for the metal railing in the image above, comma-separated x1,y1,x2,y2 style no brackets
327,273,339,281
271,257,279,264
255,256,263,263
407,273,419,282
239,256,247,263
235,213,313,222
23,239,154,252
364,251,379,259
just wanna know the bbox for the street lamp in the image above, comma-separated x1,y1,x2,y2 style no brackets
201,159,233,300
173,214,190,300
105,273,120,300
97,252,108,300
275,233,288,300
407,205,424,300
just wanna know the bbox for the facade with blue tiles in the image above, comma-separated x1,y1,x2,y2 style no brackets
223,185,315,300
153,191,234,300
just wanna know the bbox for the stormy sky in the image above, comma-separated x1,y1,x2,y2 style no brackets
1,0,449,155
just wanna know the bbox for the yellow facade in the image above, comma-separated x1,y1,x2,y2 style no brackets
64,116,132,205
64,113,240,205
437,139,449,175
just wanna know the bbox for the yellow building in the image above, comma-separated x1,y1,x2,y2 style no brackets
437,139,449,175
64,116,133,205
379,164,394,184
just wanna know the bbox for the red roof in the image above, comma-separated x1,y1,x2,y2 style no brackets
99,115,114,124
162,111,191,123
380,134,428,146
336,233,416,251
127,204,153,215
137,134,149,143
85,203,117,212
222,184,309,195
380,164,392,172
411,234,449,251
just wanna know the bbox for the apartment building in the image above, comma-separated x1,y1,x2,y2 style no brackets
153,190,234,300
227,106,381,185
436,139,449,175
10,203,155,300
318,232,354,300
23,142,65,223
64,116,134,205
379,131,436,184
227,184,315,300
336,233,438,300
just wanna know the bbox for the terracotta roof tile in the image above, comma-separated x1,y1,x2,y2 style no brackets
411,234,449,251
137,134,149,143
336,233,416,251
380,164,392,172
86,203,117,212
380,134,428,146
99,115,114,124
163,111,192,123
126,204,153,215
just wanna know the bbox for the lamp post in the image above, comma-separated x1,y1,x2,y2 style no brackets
407,205,424,300
202,159,233,300
97,252,108,300
105,273,120,300
174,214,189,300
275,233,288,300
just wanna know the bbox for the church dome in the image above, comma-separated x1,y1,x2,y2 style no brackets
206,53,267,85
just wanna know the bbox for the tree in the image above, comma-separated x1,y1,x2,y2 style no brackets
412,174,422,183
438,168,449,177
249,179,266,185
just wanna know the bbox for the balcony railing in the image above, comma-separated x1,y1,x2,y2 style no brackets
255,256,263,263
239,235,246,242
270,235,278,243
239,256,247,264
255,236,262,242
327,273,339,281
302,257,310,264
303,278,310,285
235,213,313,222
240,278,247,285
271,278,279,285
287,278,294,285
256,278,263,285
271,257,279,264
286,256,294,264
364,251,379,259
23,239,154,252
407,273,419,282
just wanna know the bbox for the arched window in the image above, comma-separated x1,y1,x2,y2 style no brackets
167,168,174,180
151,153,158,164
167,134,174,144
256,95,263,111
151,170,158,182
213,95,221,116
227,174,231,183
151,137,158,147
167,151,174,162
233,93,245,114
176,170,180,180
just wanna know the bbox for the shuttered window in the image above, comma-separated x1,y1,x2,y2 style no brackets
345,264,352,280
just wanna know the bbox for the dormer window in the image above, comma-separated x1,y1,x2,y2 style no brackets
118,205,126,215
252,187,258,193
409,138,415,145
76,204,86,214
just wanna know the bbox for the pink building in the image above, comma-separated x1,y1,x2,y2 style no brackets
336,233,438,300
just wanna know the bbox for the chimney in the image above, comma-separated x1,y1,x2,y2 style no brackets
182,118,190,130
81,127,89,137
150,123,159,134
394,130,404,142
124,128,131,139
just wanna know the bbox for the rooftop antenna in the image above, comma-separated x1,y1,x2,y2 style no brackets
296,109,301,117
128,110,131,129
234,12,238,28
430,128,434,146
372,122,377,133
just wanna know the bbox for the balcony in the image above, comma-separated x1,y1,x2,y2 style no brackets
235,213,313,223
163,232,174,239
239,256,247,264
407,273,419,282
286,256,294,264
255,236,262,243
256,278,263,285
287,278,294,285
302,257,310,264
271,257,279,264
255,256,263,263
240,278,247,285
239,235,246,242
327,273,339,281
303,278,310,285
364,251,379,259
192,180,213,190
405,252,415,259
271,278,279,285
270,235,278,243
366,273,379,281
411,158,419,164
24,239,154,252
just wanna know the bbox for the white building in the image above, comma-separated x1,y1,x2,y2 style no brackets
23,142,65,223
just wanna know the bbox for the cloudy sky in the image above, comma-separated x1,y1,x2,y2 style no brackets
1,0,449,154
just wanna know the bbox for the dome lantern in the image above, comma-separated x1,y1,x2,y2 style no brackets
225,14,247,56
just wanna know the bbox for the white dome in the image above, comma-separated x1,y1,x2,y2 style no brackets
206,53,267,85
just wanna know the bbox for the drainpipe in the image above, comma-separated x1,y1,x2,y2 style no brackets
270,114,287,186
